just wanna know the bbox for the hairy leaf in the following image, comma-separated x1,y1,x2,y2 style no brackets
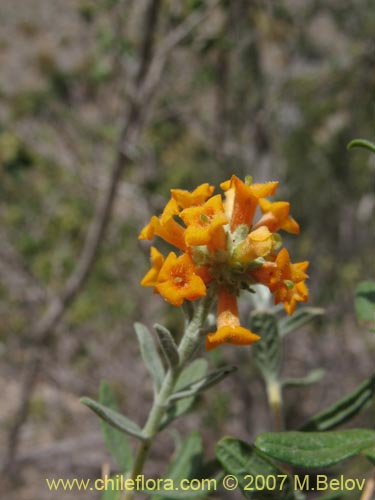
154,324,180,370
99,381,133,471
168,366,236,403
81,397,146,440
152,432,212,499
250,313,281,381
256,430,375,468
216,437,294,499
301,373,375,431
159,359,208,429
134,322,165,392
278,307,324,337
363,445,375,466
282,369,325,388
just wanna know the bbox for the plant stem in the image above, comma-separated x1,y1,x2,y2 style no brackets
122,292,215,500
266,379,284,431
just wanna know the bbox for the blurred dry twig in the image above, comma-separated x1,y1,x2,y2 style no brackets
1,0,213,478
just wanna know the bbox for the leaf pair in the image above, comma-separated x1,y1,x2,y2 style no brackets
134,322,179,393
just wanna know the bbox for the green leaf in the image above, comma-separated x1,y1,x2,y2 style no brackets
152,432,212,499
315,494,345,500
134,322,165,392
301,373,375,431
347,138,375,152
255,430,375,468
148,490,211,499
278,307,324,337
282,369,325,388
355,281,375,330
250,313,281,382
99,381,133,472
216,437,294,499
159,359,208,430
168,366,237,403
166,431,203,480
154,324,180,370
363,445,375,465
81,397,146,440
100,477,122,500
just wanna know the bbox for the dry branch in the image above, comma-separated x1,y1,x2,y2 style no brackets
1,0,215,478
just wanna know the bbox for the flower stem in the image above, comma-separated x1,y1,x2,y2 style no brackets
122,292,215,500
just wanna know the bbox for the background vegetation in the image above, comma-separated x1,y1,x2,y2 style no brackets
0,0,374,499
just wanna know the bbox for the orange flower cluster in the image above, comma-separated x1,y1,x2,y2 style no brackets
139,176,309,350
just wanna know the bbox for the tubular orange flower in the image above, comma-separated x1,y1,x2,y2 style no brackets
171,183,215,209
254,198,300,234
155,252,206,307
277,280,308,315
221,175,278,231
251,248,309,314
180,194,228,247
139,199,186,250
233,226,276,264
140,247,165,287
206,287,260,350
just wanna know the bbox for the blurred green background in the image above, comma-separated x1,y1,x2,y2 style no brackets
0,1,374,499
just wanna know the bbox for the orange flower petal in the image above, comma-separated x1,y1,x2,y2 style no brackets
139,199,186,250
250,181,279,198
155,252,206,306
221,176,278,232
171,183,215,209
206,287,260,350
222,176,258,231
180,195,228,247
140,246,165,286
255,199,300,234
206,326,260,350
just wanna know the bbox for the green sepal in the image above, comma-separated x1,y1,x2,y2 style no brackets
216,436,294,499
154,324,180,370
168,366,237,403
134,322,165,392
99,381,133,472
232,224,249,246
81,397,146,440
159,359,208,430
301,373,375,431
255,429,375,468
245,257,266,271
278,307,324,337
